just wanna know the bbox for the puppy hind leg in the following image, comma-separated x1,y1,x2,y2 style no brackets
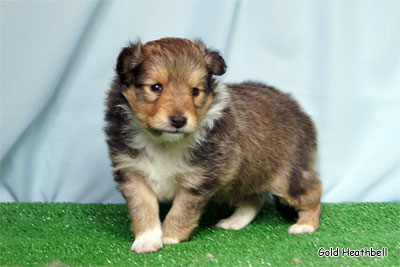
286,170,322,234
216,193,264,230
288,203,321,234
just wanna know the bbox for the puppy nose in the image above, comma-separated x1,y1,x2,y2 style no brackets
169,116,187,129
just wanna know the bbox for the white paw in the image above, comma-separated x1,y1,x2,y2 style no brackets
162,237,180,244
131,227,163,253
288,224,316,234
216,217,250,230
216,205,258,230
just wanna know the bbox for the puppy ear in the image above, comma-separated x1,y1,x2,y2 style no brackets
204,48,227,76
116,40,143,85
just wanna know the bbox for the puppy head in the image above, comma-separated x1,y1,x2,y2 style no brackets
116,38,226,142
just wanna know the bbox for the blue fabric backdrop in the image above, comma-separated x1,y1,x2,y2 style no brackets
1,0,399,203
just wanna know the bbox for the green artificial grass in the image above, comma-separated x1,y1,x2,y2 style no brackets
1,202,399,266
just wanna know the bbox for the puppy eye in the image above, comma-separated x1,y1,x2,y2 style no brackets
150,83,162,93
192,88,200,97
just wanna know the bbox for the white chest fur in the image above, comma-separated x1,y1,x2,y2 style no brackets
114,145,194,202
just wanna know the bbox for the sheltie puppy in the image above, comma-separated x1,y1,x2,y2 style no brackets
104,38,322,253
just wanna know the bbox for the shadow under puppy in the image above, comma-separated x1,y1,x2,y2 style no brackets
104,38,322,253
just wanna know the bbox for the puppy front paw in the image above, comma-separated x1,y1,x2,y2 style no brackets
131,228,163,253
162,236,180,245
